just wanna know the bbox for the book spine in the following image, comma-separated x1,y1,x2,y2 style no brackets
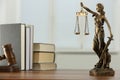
21,24,26,70
25,25,34,70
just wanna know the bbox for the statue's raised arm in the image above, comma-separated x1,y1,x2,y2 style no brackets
81,2,97,16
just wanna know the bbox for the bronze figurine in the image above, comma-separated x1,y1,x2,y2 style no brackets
81,2,114,76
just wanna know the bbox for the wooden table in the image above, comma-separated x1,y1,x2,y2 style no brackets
0,70,119,80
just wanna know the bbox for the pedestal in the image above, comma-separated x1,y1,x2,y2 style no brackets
89,68,115,76
0,66,19,72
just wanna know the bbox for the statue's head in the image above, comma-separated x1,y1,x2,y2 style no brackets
96,3,104,13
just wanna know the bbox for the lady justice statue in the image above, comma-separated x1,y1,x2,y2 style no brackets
81,2,114,76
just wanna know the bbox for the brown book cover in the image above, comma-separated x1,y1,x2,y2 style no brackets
33,63,57,70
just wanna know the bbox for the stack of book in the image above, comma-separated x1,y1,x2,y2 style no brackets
33,43,57,70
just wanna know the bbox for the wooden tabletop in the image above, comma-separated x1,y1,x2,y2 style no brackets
0,70,119,80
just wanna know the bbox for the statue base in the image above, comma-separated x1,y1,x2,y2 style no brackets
89,68,115,76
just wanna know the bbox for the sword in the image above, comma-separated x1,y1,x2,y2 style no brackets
100,37,113,69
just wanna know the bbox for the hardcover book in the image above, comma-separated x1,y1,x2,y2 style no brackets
33,52,55,63
0,23,34,70
0,23,25,70
25,25,34,70
33,43,55,52
33,63,57,70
